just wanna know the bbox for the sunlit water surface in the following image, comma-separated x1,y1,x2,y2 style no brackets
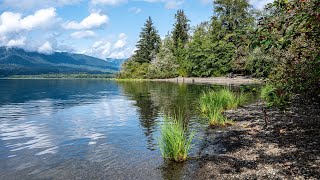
0,79,259,179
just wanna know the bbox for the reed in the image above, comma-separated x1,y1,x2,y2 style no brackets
159,113,194,162
199,89,247,126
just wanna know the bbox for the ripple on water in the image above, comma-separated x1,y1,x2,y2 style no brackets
0,79,261,179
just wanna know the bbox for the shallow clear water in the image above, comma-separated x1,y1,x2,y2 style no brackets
0,79,259,179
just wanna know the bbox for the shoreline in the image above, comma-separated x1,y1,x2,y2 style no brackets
186,99,320,179
1,76,262,85
152,77,261,85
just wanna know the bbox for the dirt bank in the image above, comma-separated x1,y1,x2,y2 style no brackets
152,77,261,85
186,98,320,179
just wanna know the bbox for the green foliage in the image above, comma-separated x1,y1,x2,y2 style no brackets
172,10,190,49
213,0,255,74
213,0,253,32
149,36,179,78
118,59,151,79
255,0,320,99
199,89,247,126
187,23,235,77
236,92,248,107
244,47,274,77
260,84,289,108
159,113,195,162
172,10,191,77
132,17,161,64
119,0,319,104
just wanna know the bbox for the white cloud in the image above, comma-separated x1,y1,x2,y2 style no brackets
0,8,57,35
20,8,57,30
0,0,80,10
70,30,96,39
91,0,183,9
118,33,127,39
84,40,112,58
143,0,184,9
7,37,26,47
64,13,109,30
109,51,125,58
114,33,127,49
114,40,126,49
128,7,142,14
108,46,134,59
82,33,132,59
163,0,184,9
38,41,53,54
91,0,127,6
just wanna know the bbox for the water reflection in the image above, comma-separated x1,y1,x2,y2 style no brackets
117,81,212,150
0,79,260,179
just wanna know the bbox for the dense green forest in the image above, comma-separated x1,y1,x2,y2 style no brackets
119,0,319,103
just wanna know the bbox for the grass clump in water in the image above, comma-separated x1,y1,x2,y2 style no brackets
159,112,195,163
199,89,247,127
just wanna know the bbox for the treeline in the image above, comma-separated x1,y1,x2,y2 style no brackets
119,0,319,100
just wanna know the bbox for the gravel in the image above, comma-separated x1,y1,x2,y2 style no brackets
189,98,320,179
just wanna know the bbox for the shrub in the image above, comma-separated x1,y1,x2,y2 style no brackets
260,84,289,108
117,59,152,79
244,47,275,78
159,113,194,162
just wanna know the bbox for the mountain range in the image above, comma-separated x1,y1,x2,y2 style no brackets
0,47,126,76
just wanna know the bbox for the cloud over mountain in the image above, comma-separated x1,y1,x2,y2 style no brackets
64,13,109,30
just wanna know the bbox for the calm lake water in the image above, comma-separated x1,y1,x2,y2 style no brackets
0,79,258,179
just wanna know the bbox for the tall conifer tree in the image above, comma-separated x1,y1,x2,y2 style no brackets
213,0,252,32
171,10,191,77
172,10,190,49
133,17,161,63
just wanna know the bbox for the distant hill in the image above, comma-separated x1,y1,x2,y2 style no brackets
105,58,127,69
0,47,127,76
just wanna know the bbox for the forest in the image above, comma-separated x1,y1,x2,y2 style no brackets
118,0,320,106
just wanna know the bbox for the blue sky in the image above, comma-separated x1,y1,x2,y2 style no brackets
0,0,273,59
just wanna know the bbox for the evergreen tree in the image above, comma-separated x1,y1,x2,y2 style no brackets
133,17,161,63
213,0,252,32
171,10,191,77
213,0,255,74
172,10,190,49
187,22,234,77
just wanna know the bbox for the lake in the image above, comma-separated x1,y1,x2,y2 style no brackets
0,79,258,179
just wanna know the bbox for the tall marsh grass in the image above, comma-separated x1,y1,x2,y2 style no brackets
159,113,195,162
199,89,247,126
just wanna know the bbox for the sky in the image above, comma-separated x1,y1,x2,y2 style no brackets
0,0,274,59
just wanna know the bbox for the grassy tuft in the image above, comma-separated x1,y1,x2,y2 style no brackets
236,93,249,107
159,113,195,162
199,89,247,127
